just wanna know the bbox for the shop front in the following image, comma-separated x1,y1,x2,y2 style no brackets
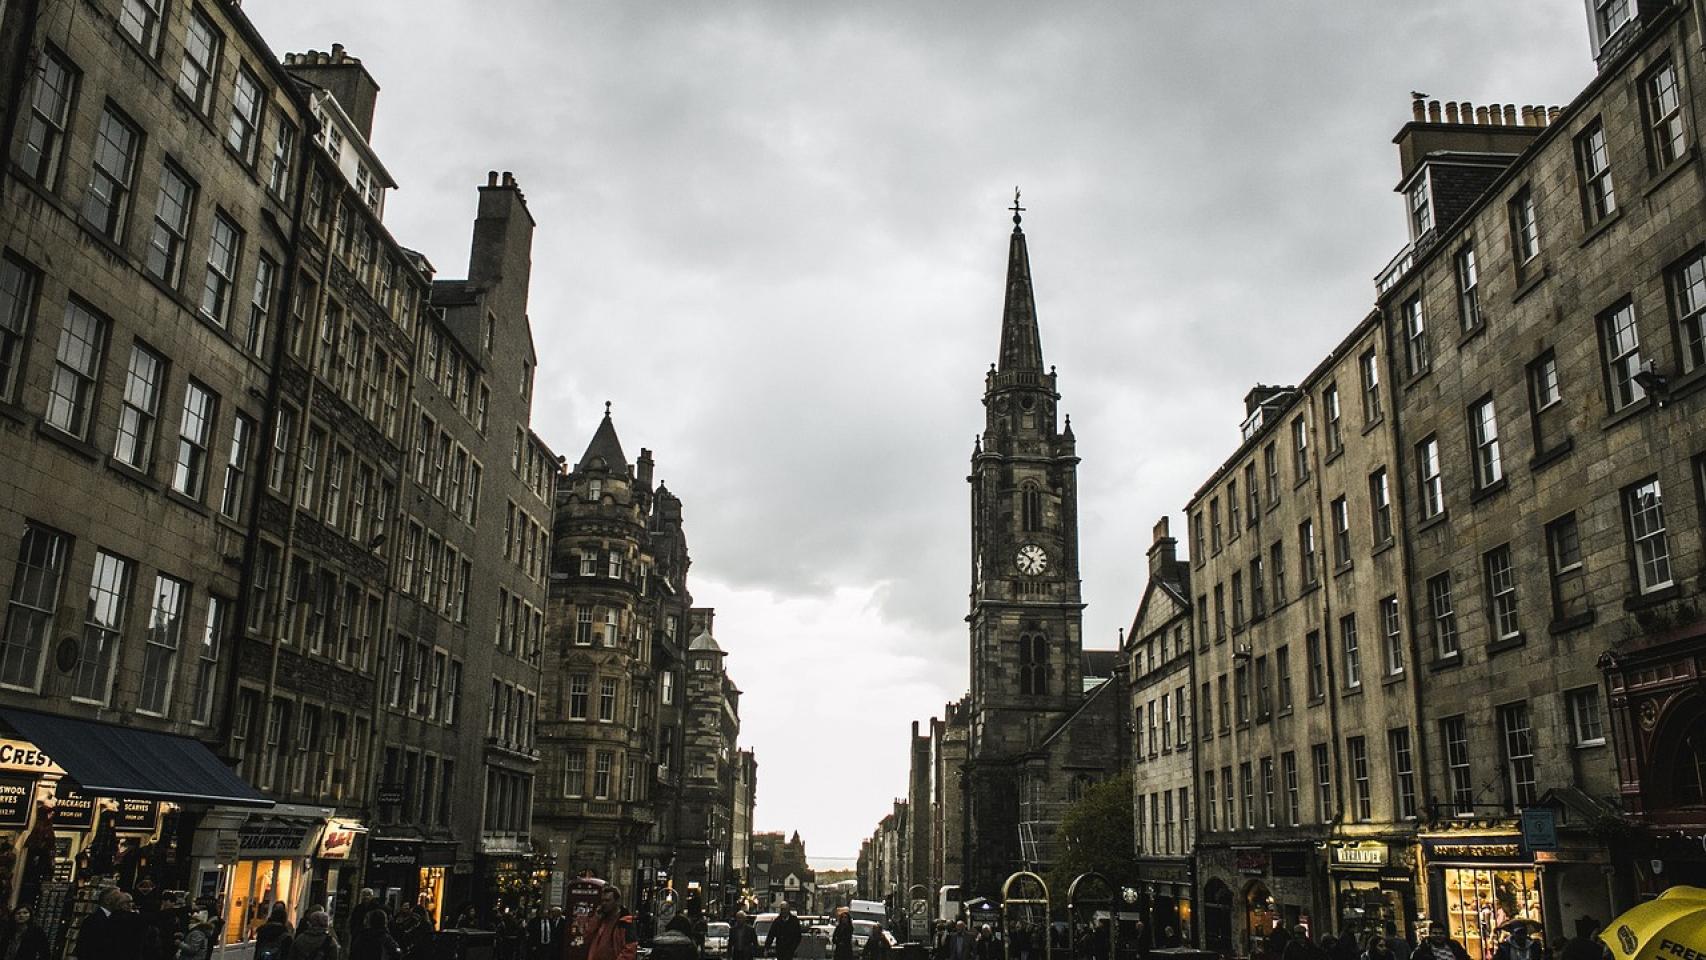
1422,836,1543,960
478,850,552,919
1327,841,1418,946
1199,841,1326,956
0,708,272,957
1134,856,1195,946
367,836,459,925
220,805,334,948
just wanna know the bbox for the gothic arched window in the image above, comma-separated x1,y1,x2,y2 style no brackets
1019,632,1048,695
1021,485,1043,532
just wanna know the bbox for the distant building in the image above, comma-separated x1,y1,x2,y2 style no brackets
753,830,816,912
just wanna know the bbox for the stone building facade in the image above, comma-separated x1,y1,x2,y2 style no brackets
1126,518,1195,940
0,0,311,942
1374,0,1706,937
538,413,750,922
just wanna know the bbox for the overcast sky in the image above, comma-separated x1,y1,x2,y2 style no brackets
248,1,1594,859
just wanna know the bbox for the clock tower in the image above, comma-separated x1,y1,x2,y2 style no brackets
967,198,1085,759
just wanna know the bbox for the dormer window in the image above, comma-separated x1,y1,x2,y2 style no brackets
1408,175,1433,238
1594,0,1633,48
326,126,344,164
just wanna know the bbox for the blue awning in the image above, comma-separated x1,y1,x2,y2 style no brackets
0,708,272,808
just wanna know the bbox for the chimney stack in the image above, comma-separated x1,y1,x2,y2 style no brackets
281,45,382,141
1148,516,1179,578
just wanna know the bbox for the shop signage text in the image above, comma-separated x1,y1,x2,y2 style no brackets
1423,838,1523,861
1333,843,1388,867
0,774,33,827
116,799,158,832
52,789,94,829
1234,848,1269,875
369,841,420,868
239,823,314,856
1520,809,1558,852
319,821,359,860
0,740,64,775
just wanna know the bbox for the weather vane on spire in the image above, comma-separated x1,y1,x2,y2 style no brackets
1010,186,1025,227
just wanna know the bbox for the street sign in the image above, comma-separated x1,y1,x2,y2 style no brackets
1520,808,1558,852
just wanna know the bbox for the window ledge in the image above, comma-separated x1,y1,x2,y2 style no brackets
1643,146,1699,198
1469,477,1509,506
164,487,210,517
1488,634,1527,656
0,398,30,426
1298,580,1321,598
107,456,160,490
1307,695,1326,708
1361,415,1385,437
35,420,100,462
1668,365,1706,403
1372,539,1396,559
1625,584,1681,611
1341,685,1364,699
1324,446,1344,466
1401,368,1431,391
1334,560,1354,578
1429,654,1463,672
1382,671,1407,687
1529,439,1575,472
1578,208,1624,248
1417,510,1450,532
1294,474,1311,490
1457,322,1486,349
1601,397,1654,431
1512,265,1550,304
76,217,138,267
1548,611,1596,635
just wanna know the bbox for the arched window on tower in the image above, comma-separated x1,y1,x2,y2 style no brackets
1069,774,1095,802
1019,632,1048,695
1021,485,1043,532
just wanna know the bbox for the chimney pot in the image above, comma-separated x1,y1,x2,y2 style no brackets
1411,96,1426,122
1459,101,1473,124
1444,102,1459,123
1520,105,1534,125
1503,104,1518,125
1475,105,1490,124
1427,99,1442,122
487,170,499,187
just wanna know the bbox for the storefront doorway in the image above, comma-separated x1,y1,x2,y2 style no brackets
1203,880,1233,955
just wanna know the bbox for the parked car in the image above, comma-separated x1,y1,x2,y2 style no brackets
704,922,731,958
754,914,779,955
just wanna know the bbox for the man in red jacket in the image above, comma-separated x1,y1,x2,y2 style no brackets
581,886,637,960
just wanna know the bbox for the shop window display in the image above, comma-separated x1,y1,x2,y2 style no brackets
224,858,299,945
1440,868,1541,960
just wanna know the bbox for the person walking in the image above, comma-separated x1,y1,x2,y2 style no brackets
973,925,998,960
71,887,128,960
1420,925,1473,960
862,924,891,960
833,913,856,960
174,908,217,960
281,909,338,960
582,886,637,960
765,904,803,960
530,907,565,960
1,906,51,960
1493,925,1547,960
393,905,433,959
729,912,760,960
254,902,293,960
350,890,385,941
1365,935,1402,960
351,910,403,960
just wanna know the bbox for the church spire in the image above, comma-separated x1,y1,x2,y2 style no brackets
997,188,1044,373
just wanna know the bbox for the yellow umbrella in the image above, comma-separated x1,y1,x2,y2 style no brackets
1600,887,1706,960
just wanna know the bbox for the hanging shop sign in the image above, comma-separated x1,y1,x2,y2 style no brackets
115,799,158,832
0,774,34,827
1332,843,1389,867
1520,809,1558,853
318,820,362,860
51,787,95,829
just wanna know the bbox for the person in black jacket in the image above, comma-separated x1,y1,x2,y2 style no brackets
729,913,760,960
765,904,804,960
862,924,892,960
833,913,855,960
351,909,402,960
71,887,130,960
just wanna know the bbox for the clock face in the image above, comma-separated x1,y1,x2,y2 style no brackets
1015,543,1048,576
